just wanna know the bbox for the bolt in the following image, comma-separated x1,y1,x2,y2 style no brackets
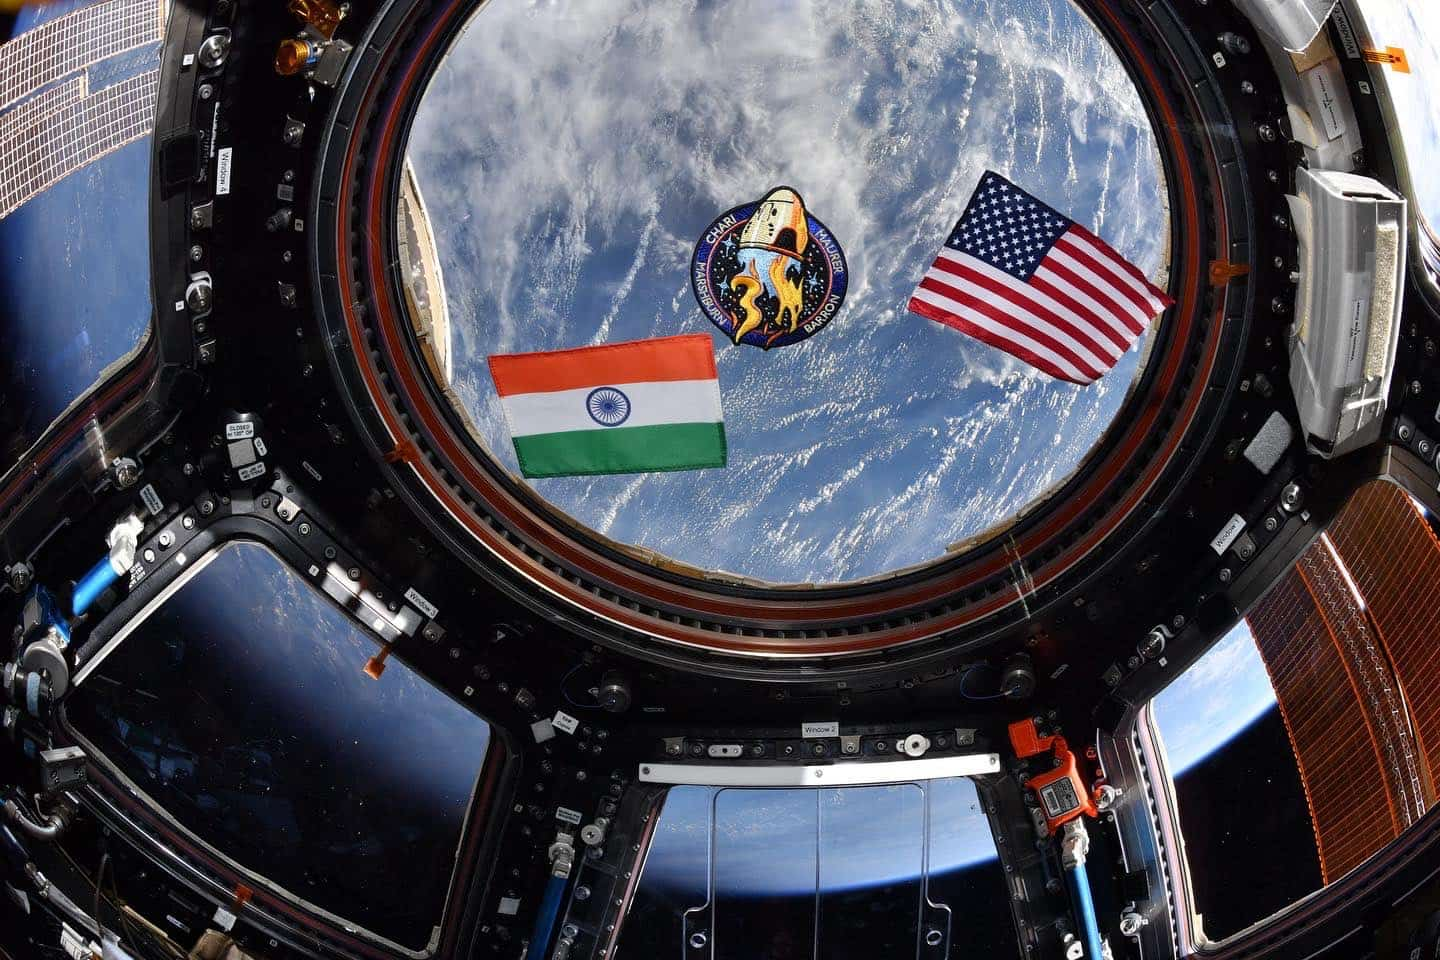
1119,913,1146,937
283,169,295,183
1280,482,1304,513
198,83,214,100
142,549,155,564
1171,614,1186,630
1218,32,1251,55
190,208,206,229
689,931,708,950
1419,439,1433,459
347,566,360,580
198,33,230,69
1240,80,1255,95
189,244,203,262
282,119,305,146
187,283,212,314
112,458,139,489
199,499,214,516
298,522,311,535
282,250,294,263
8,563,34,591
575,886,590,901
182,515,195,530
1258,123,1276,142
1238,542,1255,560
1264,516,1278,532
158,531,174,549
1218,567,1232,584
1272,212,1289,229
1267,169,1280,184
1410,380,1423,397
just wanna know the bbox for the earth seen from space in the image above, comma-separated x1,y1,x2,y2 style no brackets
405,0,1170,585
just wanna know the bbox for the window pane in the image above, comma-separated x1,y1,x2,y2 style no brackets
1151,480,1440,942
616,780,1011,958
1152,622,1321,940
713,789,818,959
404,0,1170,586
0,3,161,470
925,777,1014,954
1354,0,1440,230
817,785,924,957
67,542,491,953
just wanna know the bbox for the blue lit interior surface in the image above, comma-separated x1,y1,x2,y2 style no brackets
66,541,492,952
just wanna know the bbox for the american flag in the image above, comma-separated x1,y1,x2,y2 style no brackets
908,171,1173,385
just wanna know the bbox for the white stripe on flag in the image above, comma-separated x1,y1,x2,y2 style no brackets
500,378,721,437
1031,259,1144,343
933,248,1125,362
921,265,1115,374
910,286,1094,384
1063,230,1169,313
1047,241,1155,331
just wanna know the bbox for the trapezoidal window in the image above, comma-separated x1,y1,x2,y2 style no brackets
614,778,1014,958
65,541,493,956
1148,480,1440,944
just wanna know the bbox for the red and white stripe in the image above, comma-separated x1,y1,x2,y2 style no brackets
909,225,1172,385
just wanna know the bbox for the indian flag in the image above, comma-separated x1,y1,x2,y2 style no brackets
488,334,727,479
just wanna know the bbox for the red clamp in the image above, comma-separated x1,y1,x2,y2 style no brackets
1008,718,1098,832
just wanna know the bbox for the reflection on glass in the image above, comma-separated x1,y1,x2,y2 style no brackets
615,780,1011,958
714,789,819,959
67,542,491,953
405,0,1169,585
818,786,924,955
0,4,161,470
924,777,1013,953
1152,480,1440,941
1152,621,1321,940
1355,0,1440,229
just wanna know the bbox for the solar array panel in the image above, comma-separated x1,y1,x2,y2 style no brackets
1247,481,1440,885
1248,561,1402,884
1327,482,1440,804
0,70,157,219
0,0,160,112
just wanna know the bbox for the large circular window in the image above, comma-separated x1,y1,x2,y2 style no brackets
399,0,1170,587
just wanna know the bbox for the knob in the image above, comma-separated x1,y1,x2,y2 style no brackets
597,671,631,714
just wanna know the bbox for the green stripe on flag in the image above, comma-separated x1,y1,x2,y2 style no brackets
512,422,727,478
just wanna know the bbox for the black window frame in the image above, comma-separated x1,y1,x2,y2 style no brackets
56,521,512,960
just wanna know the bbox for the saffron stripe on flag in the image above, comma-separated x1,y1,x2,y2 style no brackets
489,333,717,396
512,422,727,478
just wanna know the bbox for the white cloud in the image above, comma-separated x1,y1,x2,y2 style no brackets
406,0,1169,583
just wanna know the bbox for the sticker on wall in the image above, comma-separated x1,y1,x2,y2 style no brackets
691,186,848,349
